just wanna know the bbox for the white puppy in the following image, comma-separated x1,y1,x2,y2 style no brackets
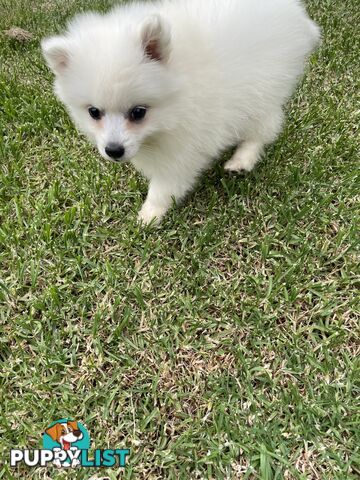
42,0,320,224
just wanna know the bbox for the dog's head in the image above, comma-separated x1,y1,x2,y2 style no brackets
42,11,181,163
45,421,83,450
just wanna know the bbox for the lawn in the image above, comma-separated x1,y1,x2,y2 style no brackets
0,0,359,478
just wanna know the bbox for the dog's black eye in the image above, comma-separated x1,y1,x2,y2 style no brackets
88,106,102,120
129,106,147,122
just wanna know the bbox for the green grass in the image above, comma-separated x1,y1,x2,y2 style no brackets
0,0,359,478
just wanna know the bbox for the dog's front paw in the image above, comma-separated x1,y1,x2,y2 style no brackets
71,458,81,468
224,142,261,173
224,152,255,173
138,202,167,225
53,459,62,468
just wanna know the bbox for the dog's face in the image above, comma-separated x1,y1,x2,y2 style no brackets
45,421,83,450
42,13,180,163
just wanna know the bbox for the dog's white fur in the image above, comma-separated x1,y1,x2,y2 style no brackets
42,0,320,224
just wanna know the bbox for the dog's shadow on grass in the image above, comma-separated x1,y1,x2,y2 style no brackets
164,145,281,229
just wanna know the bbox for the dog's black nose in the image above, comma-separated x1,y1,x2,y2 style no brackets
73,430,82,437
105,143,125,160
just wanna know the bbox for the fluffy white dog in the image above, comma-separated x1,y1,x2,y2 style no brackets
42,0,320,224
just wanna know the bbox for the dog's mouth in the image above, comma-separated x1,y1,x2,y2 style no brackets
99,152,126,164
62,440,71,450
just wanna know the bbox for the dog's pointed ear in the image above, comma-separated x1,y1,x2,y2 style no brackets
41,36,71,75
140,15,171,63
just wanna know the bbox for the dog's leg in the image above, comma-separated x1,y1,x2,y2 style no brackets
138,189,169,225
225,109,284,173
138,170,198,225
224,140,264,173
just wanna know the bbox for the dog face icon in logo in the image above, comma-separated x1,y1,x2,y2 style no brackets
45,420,83,450
43,419,90,468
